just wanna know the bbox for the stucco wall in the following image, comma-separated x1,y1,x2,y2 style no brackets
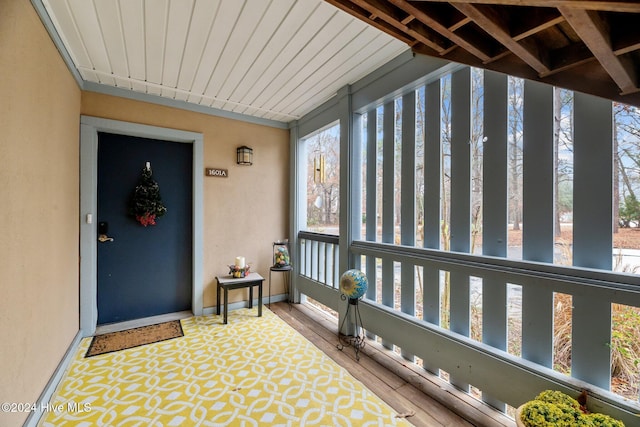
0,2,81,426
81,93,290,308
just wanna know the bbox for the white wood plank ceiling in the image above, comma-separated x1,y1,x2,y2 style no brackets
41,0,408,124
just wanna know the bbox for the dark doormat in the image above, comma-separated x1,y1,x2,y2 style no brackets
85,320,184,357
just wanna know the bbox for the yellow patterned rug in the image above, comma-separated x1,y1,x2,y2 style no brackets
39,308,411,426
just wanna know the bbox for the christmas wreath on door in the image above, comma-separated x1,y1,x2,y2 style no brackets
128,163,167,227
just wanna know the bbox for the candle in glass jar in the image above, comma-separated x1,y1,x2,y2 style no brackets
235,256,245,268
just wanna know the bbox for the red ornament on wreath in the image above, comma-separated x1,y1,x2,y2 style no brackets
136,212,157,226
128,163,167,227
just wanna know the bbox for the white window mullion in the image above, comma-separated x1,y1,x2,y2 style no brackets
571,92,613,389
521,80,554,368
481,70,509,412
449,67,472,392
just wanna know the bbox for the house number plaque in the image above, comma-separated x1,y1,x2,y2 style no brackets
205,168,228,178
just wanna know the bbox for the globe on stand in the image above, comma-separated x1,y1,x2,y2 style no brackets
337,269,368,360
339,269,368,300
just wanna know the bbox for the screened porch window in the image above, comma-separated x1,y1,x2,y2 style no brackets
303,123,340,235
352,66,640,403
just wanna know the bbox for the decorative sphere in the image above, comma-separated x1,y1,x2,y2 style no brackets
339,269,368,299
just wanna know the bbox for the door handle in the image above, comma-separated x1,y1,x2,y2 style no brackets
98,221,114,242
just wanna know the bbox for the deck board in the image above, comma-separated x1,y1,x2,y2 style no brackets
270,301,516,427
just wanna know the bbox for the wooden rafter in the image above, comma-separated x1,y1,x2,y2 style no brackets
322,0,417,46
453,3,551,74
322,0,640,107
512,15,566,42
388,0,492,61
411,1,640,13
560,7,639,94
347,0,449,53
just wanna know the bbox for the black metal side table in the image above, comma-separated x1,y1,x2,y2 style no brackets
269,265,292,307
216,272,264,324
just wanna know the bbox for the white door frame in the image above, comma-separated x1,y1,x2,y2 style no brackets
79,116,204,337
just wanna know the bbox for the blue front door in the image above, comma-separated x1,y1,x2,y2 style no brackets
97,132,192,324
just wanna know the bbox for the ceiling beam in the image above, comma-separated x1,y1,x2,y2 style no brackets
410,1,640,13
560,7,639,94
323,0,416,46
323,0,640,106
453,3,551,75
512,16,566,42
388,0,492,61
347,0,449,53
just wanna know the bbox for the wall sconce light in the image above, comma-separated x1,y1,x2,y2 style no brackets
237,146,253,165
313,154,325,183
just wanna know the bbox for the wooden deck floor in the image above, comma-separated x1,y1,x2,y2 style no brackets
270,301,516,427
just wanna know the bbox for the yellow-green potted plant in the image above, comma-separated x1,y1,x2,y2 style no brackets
516,390,625,427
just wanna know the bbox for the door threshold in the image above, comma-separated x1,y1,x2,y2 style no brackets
94,310,193,335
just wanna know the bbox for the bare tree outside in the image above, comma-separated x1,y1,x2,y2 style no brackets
553,88,574,240
416,87,426,247
394,98,403,245
507,77,524,236
440,75,452,329
470,68,484,255
615,103,640,231
305,124,340,235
